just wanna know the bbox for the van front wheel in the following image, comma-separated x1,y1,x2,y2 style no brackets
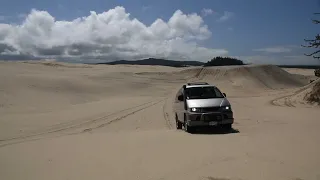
221,124,232,130
184,115,194,133
175,114,183,129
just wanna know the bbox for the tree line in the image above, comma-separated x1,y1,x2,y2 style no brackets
203,56,245,67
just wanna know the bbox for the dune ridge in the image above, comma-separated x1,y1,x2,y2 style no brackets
183,65,309,89
137,64,311,90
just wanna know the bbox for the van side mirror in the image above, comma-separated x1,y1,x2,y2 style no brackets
223,93,226,97
178,95,184,101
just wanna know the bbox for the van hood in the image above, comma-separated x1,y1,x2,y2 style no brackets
186,98,230,108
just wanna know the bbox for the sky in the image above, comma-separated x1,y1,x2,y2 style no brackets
0,0,319,65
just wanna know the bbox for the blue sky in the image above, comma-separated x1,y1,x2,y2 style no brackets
0,0,320,65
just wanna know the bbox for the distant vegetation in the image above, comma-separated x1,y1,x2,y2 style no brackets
203,56,245,67
95,56,320,69
96,57,247,67
97,56,248,67
98,58,204,67
97,58,205,67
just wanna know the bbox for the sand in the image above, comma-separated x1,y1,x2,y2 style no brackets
0,60,320,180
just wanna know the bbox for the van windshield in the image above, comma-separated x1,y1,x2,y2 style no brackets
185,86,224,99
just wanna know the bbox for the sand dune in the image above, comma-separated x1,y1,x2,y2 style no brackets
177,65,310,89
272,78,320,107
136,64,312,95
0,61,320,180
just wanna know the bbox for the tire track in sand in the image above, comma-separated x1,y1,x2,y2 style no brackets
162,97,174,129
81,98,168,132
0,98,166,148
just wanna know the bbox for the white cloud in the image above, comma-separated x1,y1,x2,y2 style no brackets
0,6,227,62
253,46,293,53
201,8,214,17
227,27,233,31
217,11,234,22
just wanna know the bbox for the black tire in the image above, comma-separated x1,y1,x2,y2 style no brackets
221,124,232,130
184,114,194,133
175,114,183,129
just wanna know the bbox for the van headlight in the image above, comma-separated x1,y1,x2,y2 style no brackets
189,108,202,112
220,106,231,111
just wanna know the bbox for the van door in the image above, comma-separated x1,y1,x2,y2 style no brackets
178,88,187,122
174,88,184,122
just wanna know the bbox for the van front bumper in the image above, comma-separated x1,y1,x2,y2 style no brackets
185,112,234,127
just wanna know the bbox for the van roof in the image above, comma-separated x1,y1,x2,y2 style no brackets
185,84,216,88
186,82,209,86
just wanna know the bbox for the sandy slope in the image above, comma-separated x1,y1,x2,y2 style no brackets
271,78,320,107
0,61,320,180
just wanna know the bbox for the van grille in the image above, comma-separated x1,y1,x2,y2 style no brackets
203,114,222,121
201,107,220,112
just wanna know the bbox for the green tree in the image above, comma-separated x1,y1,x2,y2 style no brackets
302,13,320,59
204,56,244,67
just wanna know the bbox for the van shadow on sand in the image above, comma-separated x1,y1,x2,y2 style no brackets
190,126,240,135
